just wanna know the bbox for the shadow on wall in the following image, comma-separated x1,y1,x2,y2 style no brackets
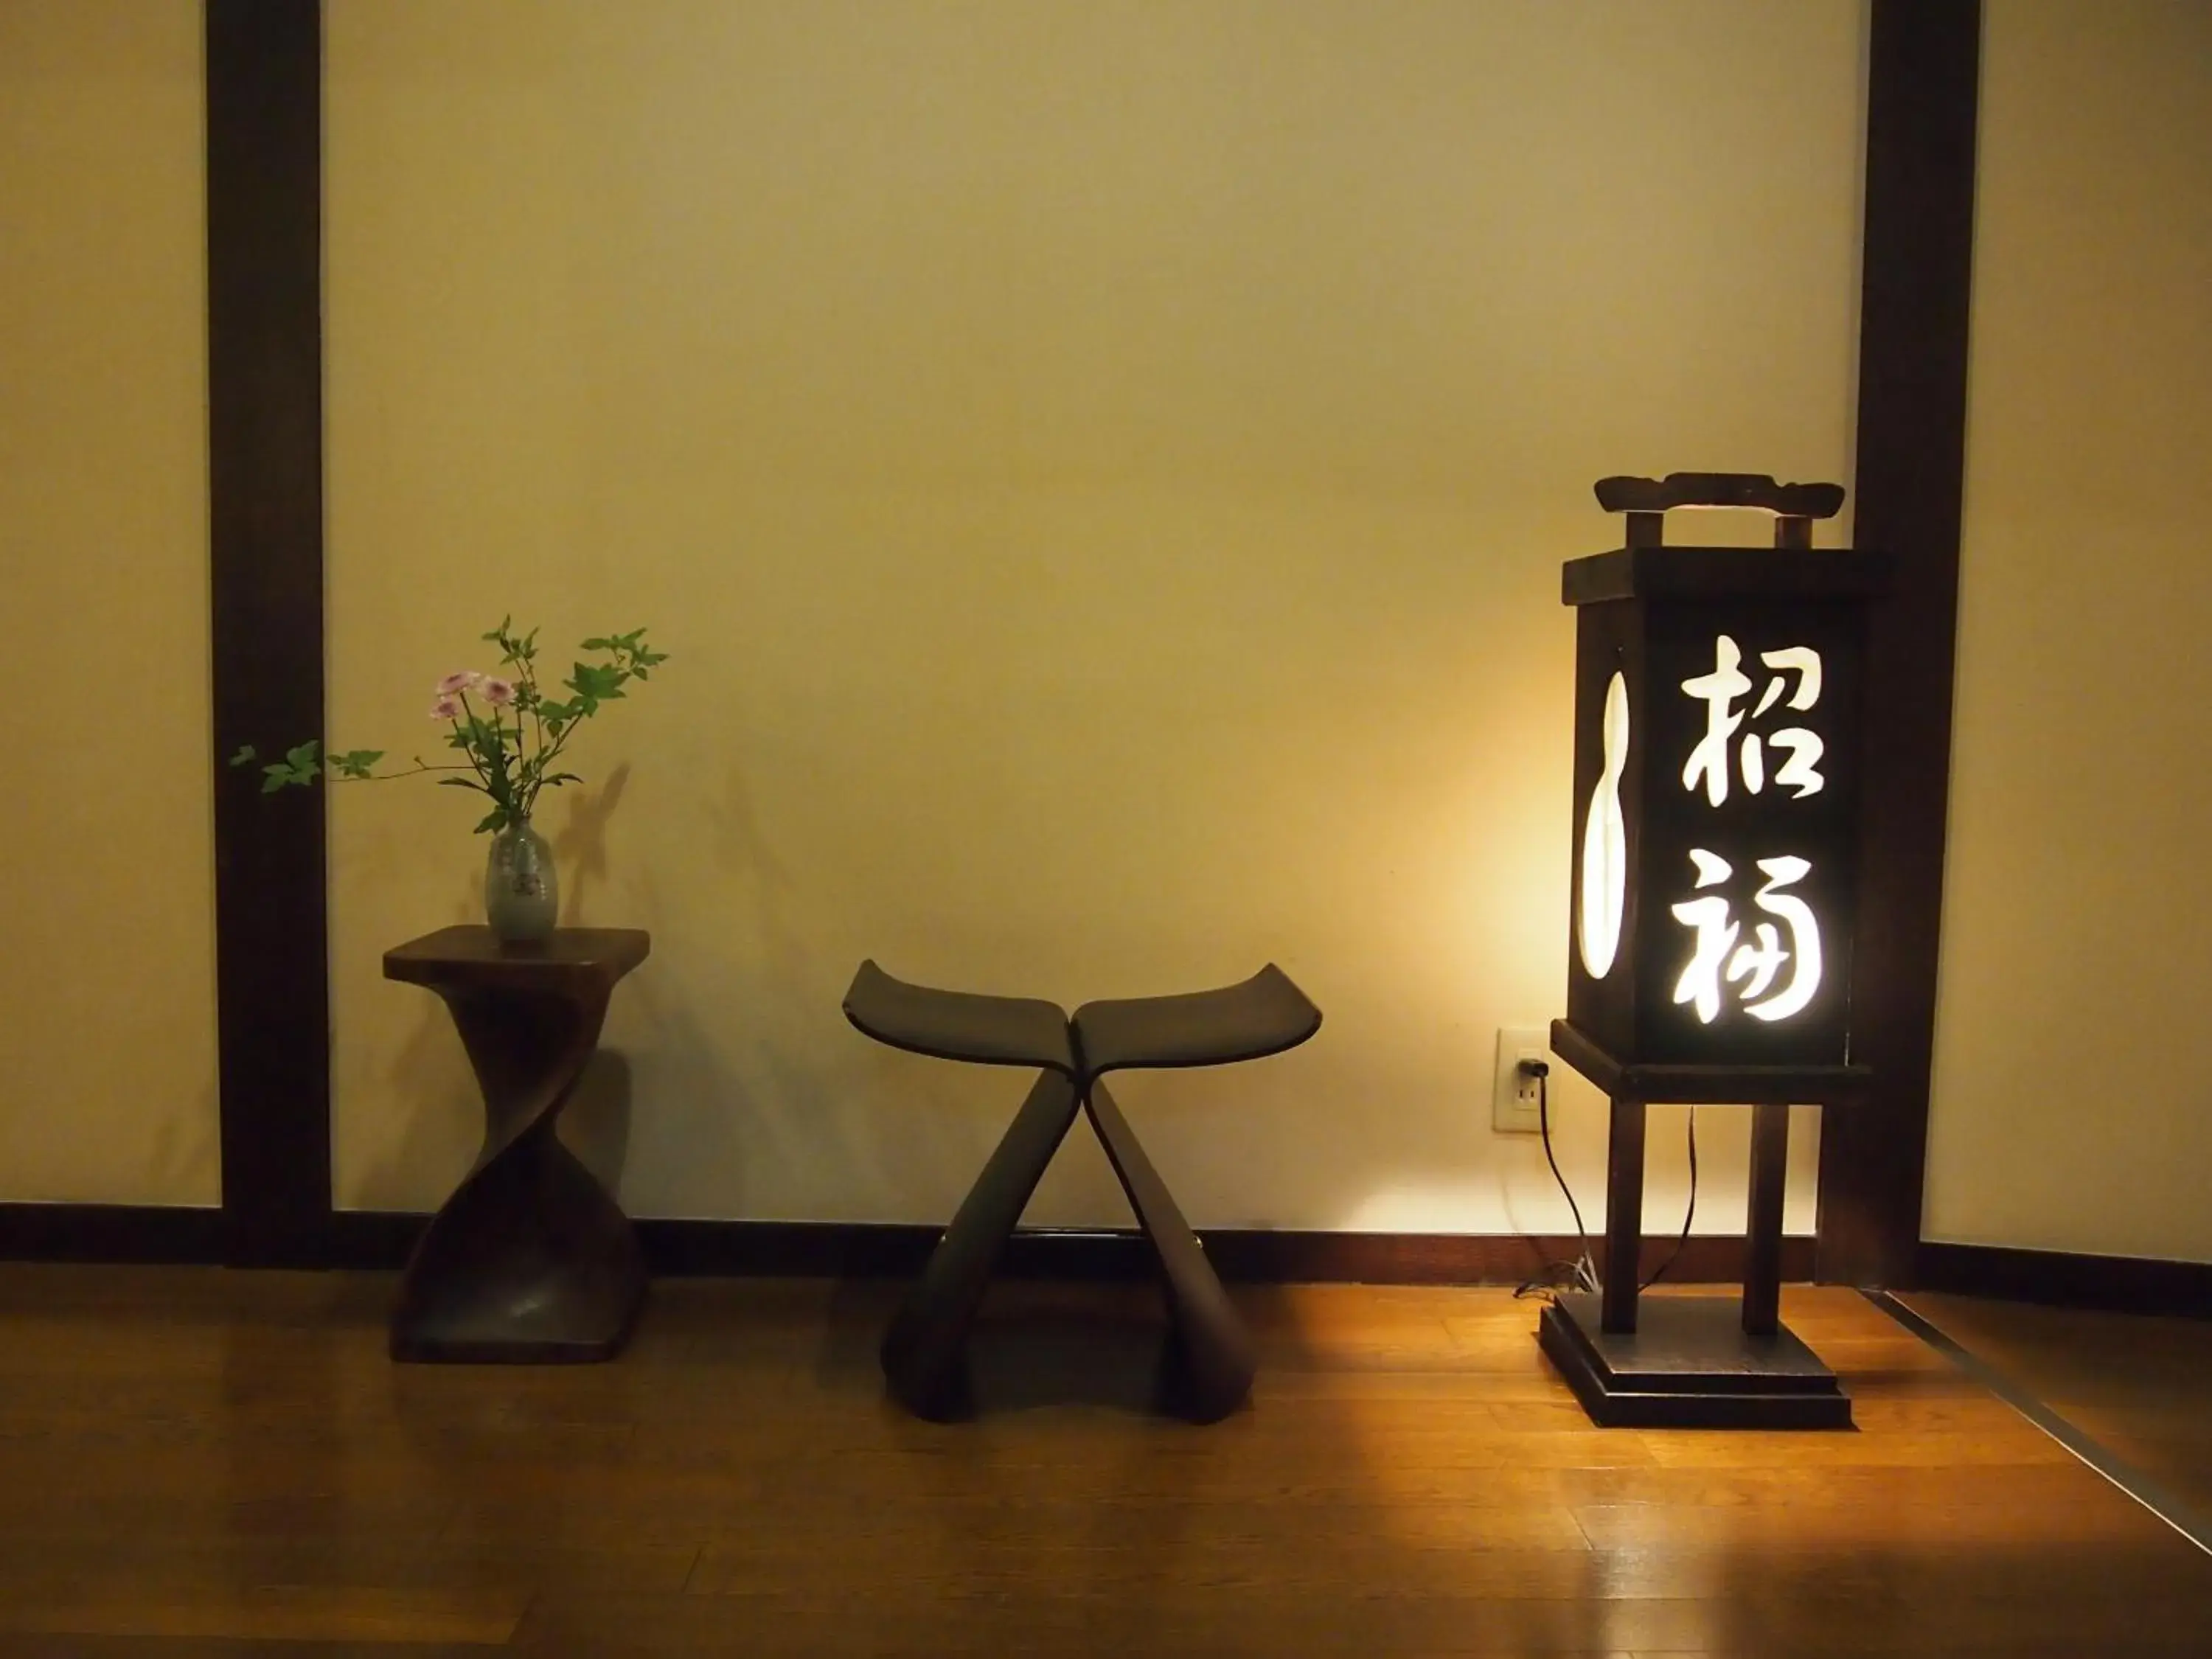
552,761,630,928
558,1050,631,1196
613,757,969,1220
145,1079,221,1207
347,874,481,1211
353,988,637,1211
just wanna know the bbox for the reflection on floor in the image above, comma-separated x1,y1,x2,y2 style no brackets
0,1265,2208,1655
1903,1290,2212,1534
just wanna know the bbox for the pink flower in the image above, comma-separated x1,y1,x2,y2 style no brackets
481,678,517,706
430,695,463,720
437,670,484,695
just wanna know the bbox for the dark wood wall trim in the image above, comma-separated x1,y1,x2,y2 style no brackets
323,1214,1810,1286
0,1206,226,1266
1919,1243,2212,1319
33,1209,2212,1318
206,0,332,1268
1818,0,1983,1287
0,1210,1817,1286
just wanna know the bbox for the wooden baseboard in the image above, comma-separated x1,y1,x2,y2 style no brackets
1,1203,1815,1285
24,1213,2203,1315
332,1214,1809,1284
1918,1241,2212,1318
0,1204,226,1264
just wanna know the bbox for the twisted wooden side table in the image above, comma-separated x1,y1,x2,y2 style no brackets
383,926,650,1363
844,961,1322,1423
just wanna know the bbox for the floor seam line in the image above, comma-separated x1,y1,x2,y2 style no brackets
1862,1286,2212,1560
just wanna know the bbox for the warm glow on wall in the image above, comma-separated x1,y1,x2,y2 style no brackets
319,3,1868,1234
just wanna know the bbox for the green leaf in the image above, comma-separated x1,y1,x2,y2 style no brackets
437,776,481,790
473,807,505,834
260,766,291,793
567,661,628,701
285,740,321,771
329,748,385,779
229,744,257,768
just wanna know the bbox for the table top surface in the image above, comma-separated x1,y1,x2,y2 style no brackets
383,925,650,990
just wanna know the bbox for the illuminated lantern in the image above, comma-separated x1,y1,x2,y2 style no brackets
1542,473,1890,1430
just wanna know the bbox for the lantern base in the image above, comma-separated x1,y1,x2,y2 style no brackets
1539,1291,1852,1430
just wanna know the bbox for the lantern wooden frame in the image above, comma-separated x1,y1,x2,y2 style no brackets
1541,474,1891,1430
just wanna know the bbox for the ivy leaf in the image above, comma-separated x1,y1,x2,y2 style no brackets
247,740,324,789
567,661,627,702
229,744,257,768
329,748,384,779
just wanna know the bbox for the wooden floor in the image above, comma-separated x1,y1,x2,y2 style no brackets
1905,1290,2212,1526
0,1266,2207,1657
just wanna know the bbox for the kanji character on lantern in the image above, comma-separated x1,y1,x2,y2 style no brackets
1669,849,1823,1025
1680,636,1829,804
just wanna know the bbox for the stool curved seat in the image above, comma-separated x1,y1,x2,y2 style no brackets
1074,963,1322,1076
842,959,1075,1074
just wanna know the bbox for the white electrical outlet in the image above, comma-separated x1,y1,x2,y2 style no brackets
1492,1027,1553,1133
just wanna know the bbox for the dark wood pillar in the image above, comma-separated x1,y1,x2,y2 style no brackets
1819,0,1983,1287
207,0,330,1267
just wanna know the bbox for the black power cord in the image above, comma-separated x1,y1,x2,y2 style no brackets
1641,1107,1698,1292
1513,1059,1700,1301
1515,1062,1599,1298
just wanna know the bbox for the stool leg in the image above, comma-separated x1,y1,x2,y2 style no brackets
882,1069,1080,1419
1085,1078,1256,1424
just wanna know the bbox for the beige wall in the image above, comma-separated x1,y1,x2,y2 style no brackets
1927,0,2212,1262
0,0,218,1205
324,0,1863,1231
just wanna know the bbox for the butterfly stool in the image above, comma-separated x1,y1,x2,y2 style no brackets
841,960,1321,1423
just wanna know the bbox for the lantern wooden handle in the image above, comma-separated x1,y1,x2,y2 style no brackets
1595,473,1846,551
1594,473,1846,517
